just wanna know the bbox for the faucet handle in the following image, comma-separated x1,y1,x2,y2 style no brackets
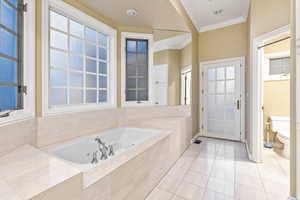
108,145,114,156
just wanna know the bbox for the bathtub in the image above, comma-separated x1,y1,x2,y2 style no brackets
46,127,172,188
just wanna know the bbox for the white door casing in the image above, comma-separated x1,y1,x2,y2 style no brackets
181,66,192,105
200,57,245,141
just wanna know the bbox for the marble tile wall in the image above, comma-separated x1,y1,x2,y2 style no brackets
0,119,36,157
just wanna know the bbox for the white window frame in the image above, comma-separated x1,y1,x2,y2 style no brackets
0,0,36,126
121,32,154,107
264,51,291,81
42,0,117,116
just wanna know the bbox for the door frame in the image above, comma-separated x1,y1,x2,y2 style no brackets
251,25,290,163
199,56,245,142
181,65,192,105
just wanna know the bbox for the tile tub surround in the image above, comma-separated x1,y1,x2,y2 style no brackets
0,119,36,157
0,145,82,200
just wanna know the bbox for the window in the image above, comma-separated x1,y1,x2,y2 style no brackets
125,39,148,102
0,0,25,112
181,67,191,105
49,10,109,106
269,57,290,76
43,0,116,114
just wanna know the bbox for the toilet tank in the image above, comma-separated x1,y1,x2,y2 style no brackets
270,116,290,138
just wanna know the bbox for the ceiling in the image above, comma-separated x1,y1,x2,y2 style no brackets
76,0,189,32
154,33,191,52
180,0,250,32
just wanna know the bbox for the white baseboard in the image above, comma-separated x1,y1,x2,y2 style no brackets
190,133,201,144
245,140,254,161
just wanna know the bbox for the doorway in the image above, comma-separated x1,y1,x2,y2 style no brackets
181,66,191,105
200,57,245,141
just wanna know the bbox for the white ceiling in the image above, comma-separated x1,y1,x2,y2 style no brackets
180,0,250,32
154,33,191,52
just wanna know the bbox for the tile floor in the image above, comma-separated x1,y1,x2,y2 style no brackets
146,137,290,200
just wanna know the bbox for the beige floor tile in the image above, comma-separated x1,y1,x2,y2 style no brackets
172,195,187,200
183,171,209,187
235,184,267,200
207,178,235,197
175,181,205,200
202,189,234,200
158,176,183,193
146,188,174,200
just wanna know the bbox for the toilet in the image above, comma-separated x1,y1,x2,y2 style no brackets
270,116,290,159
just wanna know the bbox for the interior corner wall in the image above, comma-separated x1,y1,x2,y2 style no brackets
181,43,192,68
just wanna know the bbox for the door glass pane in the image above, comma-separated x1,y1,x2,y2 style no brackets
0,86,17,110
0,57,17,83
208,81,215,94
50,11,67,32
225,106,235,120
50,88,67,105
69,89,83,104
86,90,97,103
208,68,215,81
216,81,225,93
226,80,235,93
50,30,68,50
226,66,235,79
216,67,225,80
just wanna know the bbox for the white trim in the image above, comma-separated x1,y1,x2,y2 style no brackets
121,32,154,107
181,65,192,74
154,33,191,52
0,0,36,126
199,17,247,33
264,51,291,81
296,37,300,199
251,25,290,162
199,56,245,142
41,0,117,116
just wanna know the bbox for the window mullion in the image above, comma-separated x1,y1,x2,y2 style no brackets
66,18,70,105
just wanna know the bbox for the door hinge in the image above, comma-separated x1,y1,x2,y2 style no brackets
19,3,27,12
201,89,204,94
18,85,27,94
201,125,204,129
201,107,204,112
201,71,204,77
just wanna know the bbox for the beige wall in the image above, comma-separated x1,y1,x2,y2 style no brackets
198,22,248,62
181,43,192,68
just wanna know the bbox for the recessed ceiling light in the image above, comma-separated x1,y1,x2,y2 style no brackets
127,9,138,17
213,9,223,15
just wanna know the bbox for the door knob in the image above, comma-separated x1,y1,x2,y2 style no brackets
237,100,240,110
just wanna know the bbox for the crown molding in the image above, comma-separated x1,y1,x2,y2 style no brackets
154,33,192,52
199,17,247,33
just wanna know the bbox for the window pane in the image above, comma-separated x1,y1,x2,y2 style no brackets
127,78,136,89
50,11,67,32
70,20,84,38
99,90,107,102
86,58,96,73
86,90,97,103
70,37,83,54
69,55,83,71
6,0,17,7
126,90,136,101
50,49,68,68
98,33,107,47
50,69,67,86
99,75,107,89
127,40,136,52
69,89,83,104
138,65,147,76
127,64,136,76
137,78,147,89
127,52,136,65
137,90,148,101
50,88,67,105
208,68,215,81
85,27,97,43
216,68,225,80
1,0,17,32
50,30,68,50
0,28,17,58
226,66,235,79
69,72,83,87
98,47,107,60
99,62,107,74
0,57,17,83
86,43,96,58
0,86,17,111
137,41,147,52
86,74,97,88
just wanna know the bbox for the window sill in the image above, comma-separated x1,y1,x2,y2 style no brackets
43,103,117,117
0,111,35,127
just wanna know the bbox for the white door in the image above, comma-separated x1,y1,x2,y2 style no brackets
202,59,242,141
153,65,168,105
181,69,192,105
